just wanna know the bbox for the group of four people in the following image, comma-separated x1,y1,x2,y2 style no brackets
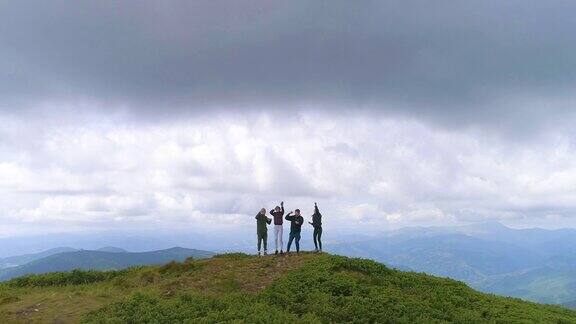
255,202,323,256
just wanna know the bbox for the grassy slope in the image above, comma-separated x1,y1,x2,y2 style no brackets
0,253,574,323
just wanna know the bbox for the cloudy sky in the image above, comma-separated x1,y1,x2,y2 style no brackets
2,0,576,239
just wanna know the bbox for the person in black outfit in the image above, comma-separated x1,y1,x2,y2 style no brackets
255,208,272,256
309,202,323,252
285,209,304,253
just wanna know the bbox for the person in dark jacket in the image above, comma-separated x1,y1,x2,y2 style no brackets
270,201,284,255
309,202,323,252
255,208,272,256
285,209,304,253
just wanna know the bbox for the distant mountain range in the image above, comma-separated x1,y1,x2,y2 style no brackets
0,247,77,269
0,246,129,269
0,247,214,281
563,300,576,310
95,247,128,253
329,222,576,305
4,222,576,305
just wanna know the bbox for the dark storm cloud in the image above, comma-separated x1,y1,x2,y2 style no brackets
2,0,576,128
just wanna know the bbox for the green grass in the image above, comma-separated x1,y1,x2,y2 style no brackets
1,253,575,323
7,269,128,288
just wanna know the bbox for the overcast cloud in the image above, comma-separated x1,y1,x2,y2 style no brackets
1,1,576,239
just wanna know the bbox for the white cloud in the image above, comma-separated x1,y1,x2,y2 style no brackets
1,110,576,237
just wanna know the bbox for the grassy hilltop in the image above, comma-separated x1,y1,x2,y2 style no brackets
0,253,575,323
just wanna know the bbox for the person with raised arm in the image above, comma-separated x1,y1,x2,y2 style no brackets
285,208,304,253
255,208,272,256
269,201,285,255
309,202,323,252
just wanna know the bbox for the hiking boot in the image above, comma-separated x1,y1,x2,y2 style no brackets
280,250,284,254
258,251,261,257
275,250,278,255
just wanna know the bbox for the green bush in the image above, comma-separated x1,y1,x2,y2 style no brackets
83,292,308,323
330,255,392,276
138,269,160,285
111,276,133,289
7,269,125,288
83,254,576,323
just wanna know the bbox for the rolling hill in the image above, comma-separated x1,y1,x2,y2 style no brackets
0,253,574,323
563,300,576,310
328,222,576,304
0,247,78,269
330,233,541,282
94,247,127,253
0,247,214,281
474,267,576,305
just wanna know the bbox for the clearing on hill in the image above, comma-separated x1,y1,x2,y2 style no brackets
0,252,575,323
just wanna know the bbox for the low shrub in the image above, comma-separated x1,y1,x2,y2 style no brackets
330,255,392,276
111,276,133,289
83,292,307,323
82,254,576,323
138,270,159,285
8,269,125,288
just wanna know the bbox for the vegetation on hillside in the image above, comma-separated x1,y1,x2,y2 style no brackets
7,269,128,288
0,253,575,323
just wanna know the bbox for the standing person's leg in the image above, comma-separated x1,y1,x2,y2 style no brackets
313,228,319,251
274,225,278,253
263,231,268,255
257,234,262,255
287,232,294,252
274,225,281,253
318,227,323,251
295,232,301,252
279,225,284,253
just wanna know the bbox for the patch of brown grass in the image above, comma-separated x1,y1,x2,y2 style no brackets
167,252,316,295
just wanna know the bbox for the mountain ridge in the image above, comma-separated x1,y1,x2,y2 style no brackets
328,222,576,304
0,247,78,269
0,247,214,281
